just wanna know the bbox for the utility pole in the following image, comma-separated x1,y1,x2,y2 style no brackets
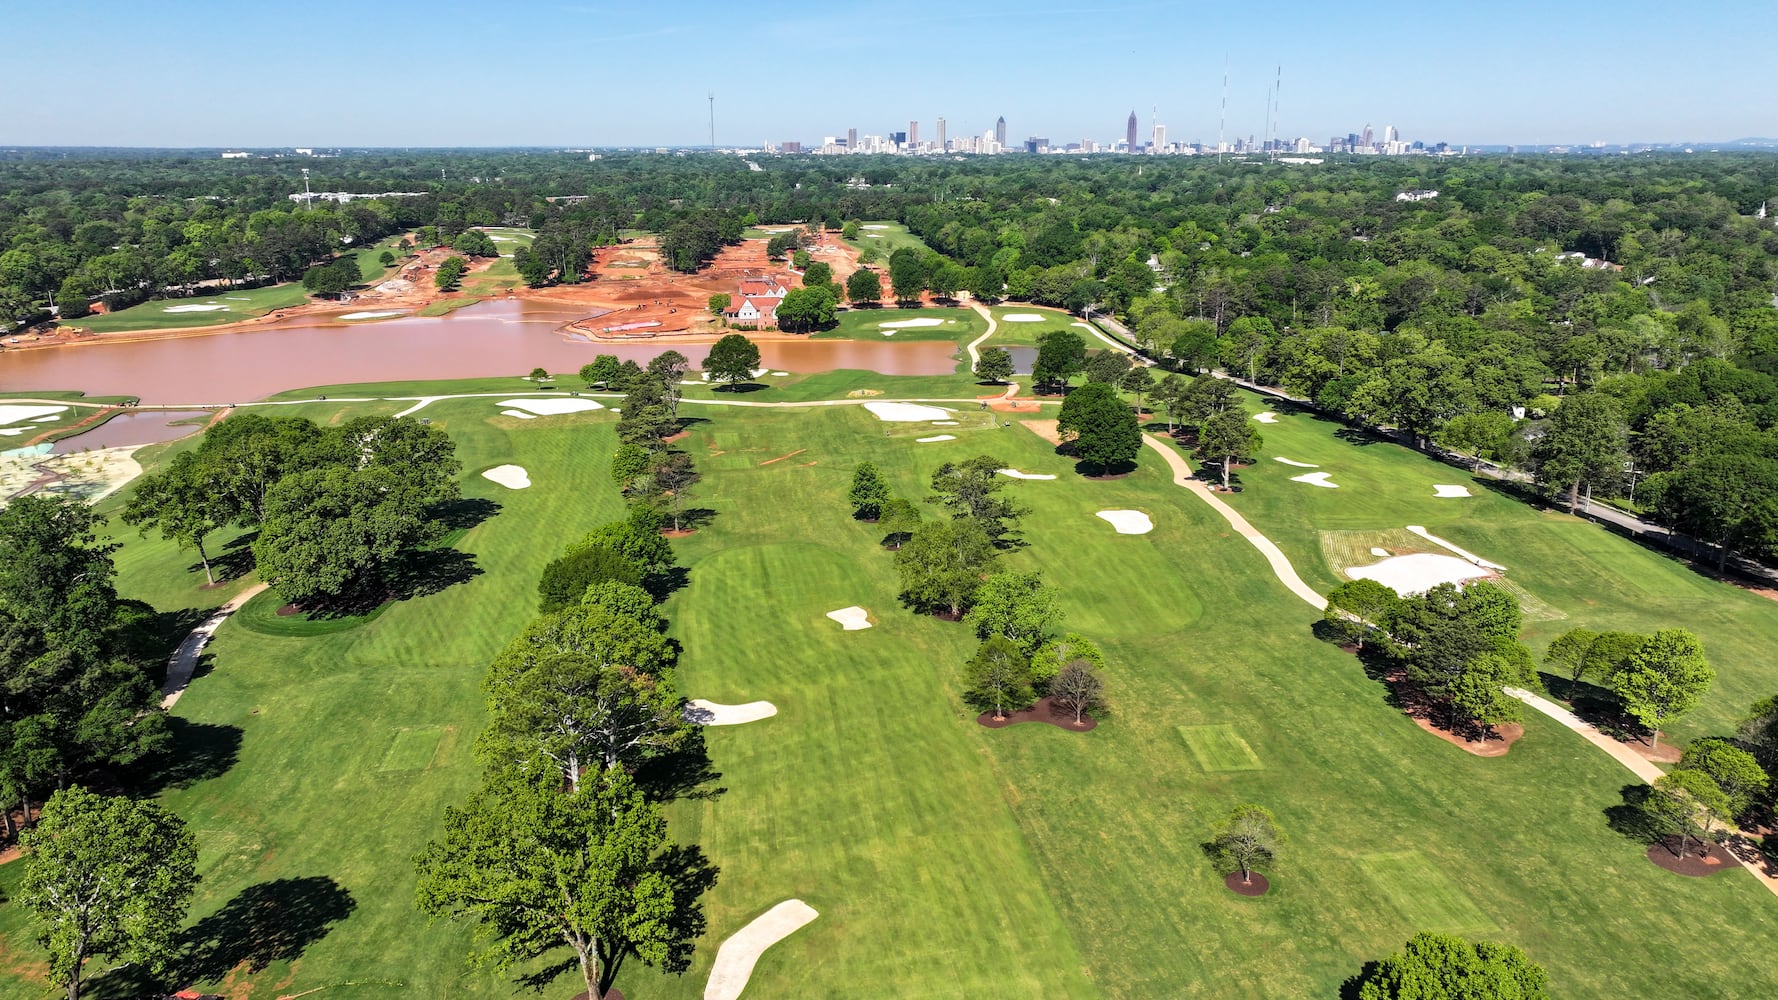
301,168,312,210
708,92,716,149
1218,55,1228,162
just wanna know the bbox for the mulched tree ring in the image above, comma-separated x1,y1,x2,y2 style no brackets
976,695,1098,732
275,603,304,617
1224,871,1270,896
1646,837,1732,877
570,990,625,1000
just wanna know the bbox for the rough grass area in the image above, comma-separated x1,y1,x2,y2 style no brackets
840,221,931,258
812,306,985,343
1355,852,1499,936
985,307,1092,347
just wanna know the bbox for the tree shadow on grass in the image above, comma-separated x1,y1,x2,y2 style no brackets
124,718,243,795
392,547,484,602
633,725,724,804
154,606,214,660
713,382,769,394
433,496,501,533
1333,427,1383,447
176,876,357,985
195,542,257,584
1604,784,1664,846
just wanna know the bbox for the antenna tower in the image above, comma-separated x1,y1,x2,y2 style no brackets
707,93,716,149
1218,56,1228,162
1271,65,1282,156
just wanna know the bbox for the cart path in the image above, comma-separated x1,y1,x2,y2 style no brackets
965,302,998,367
1504,686,1778,897
1140,435,1325,610
162,583,269,709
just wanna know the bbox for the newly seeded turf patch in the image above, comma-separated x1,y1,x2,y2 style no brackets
1178,725,1264,772
378,727,444,773
1356,851,1498,935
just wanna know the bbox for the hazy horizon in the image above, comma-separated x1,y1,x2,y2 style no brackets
6,0,1775,148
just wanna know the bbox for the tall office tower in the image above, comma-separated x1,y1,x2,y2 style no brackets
847,127,857,151
1126,110,1138,150
1383,124,1398,144
995,116,1007,146
1152,123,1166,150
1361,123,1374,147
909,120,919,146
936,117,947,149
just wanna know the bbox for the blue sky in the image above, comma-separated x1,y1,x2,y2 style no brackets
4,0,1773,147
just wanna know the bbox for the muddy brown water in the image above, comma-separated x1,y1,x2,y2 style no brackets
53,410,213,453
0,300,962,404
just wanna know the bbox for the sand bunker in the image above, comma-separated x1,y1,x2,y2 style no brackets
1433,484,1472,498
683,699,778,726
825,606,873,630
771,371,789,376
0,404,68,426
999,469,1057,480
1,445,142,503
865,234,883,238
1347,553,1490,595
1370,547,1390,557
1406,525,1505,570
704,900,819,1000
1097,510,1154,534
496,398,605,415
862,224,892,230
865,402,952,421
1002,313,1045,322
162,304,229,313
1291,472,1339,488
931,420,959,426
481,465,531,489
0,429,22,436
1274,457,1318,468
339,310,405,320
916,435,956,443
500,410,536,419
1254,412,1279,423
879,317,945,329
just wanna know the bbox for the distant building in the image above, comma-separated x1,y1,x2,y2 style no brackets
995,116,1007,146
1394,189,1439,202
1126,110,1138,151
724,275,790,327
221,151,249,159
909,120,919,147
1025,137,1048,154
847,127,857,152
780,141,803,153
936,117,946,150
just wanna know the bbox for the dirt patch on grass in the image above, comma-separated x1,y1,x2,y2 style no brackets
1019,419,1063,445
758,448,807,466
1629,736,1683,764
1647,837,1733,877
976,695,1097,732
1224,872,1271,896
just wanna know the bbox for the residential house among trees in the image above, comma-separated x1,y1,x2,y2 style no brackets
723,275,790,327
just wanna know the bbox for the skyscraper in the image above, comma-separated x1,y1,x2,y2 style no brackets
995,116,1006,146
1383,124,1398,144
1152,123,1166,150
847,127,857,151
909,120,919,146
1361,123,1374,148
936,117,946,150
1126,110,1138,151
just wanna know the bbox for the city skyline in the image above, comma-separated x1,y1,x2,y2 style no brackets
4,1,1776,147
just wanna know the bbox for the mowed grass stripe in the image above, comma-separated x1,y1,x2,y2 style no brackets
1355,852,1499,936
1178,725,1264,771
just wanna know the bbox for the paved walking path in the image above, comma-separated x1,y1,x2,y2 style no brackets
1140,435,1325,610
1505,686,1778,897
162,583,268,709
965,303,997,367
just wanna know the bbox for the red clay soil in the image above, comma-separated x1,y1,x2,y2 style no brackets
1384,670,1523,757
275,603,304,617
660,528,697,538
1019,419,1064,445
1629,736,1683,764
1224,872,1271,896
976,696,1098,732
758,448,807,466
660,431,691,444
1647,837,1733,877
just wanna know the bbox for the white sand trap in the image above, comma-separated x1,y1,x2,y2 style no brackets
1347,553,1490,595
1002,313,1045,322
1274,457,1318,468
1406,525,1505,570
338,310,405,320
496,398,605,415
865,401,951,422
1370,547,1390,557
931,420,960,426
704,900,819,1000
490,236,517,242
916,434,956,442
1291,472,1339,488
0,405,67,425
879,317,944,329
1433,484,1472,498
481,465,531,489
500,410,537,419
999,469,1057,480
825,606,873,630
683,699,778,726
1097,510,1154,534
0,429,24,436
1254,412,1279,423
162,304,229,313
865,233,883,238
771,371,789,376
33,415,61,421
862,224,892,230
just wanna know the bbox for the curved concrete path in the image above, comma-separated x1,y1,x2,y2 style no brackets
1140,436,1325,610
965,303,998,368
703,899,818,1000
162,583,268,709
1505,686,1778,897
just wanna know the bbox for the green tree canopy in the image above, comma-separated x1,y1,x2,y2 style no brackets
1354,933,1550,1000
848,462,891,520
895,518,997,617
845,268,882,304
1195,407,1262,490
1612,629,1712,750
703,333,761,385
1055,380,1141,473
1207,804,1283,885
537,545,644,615
963,571,1062,656
962,636,1034,720
974,346,1015,384
1032,330,1087,390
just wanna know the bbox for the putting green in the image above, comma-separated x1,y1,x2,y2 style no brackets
1178,725,1264,771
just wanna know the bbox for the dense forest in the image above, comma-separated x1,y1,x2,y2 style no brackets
4,149,1778,562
